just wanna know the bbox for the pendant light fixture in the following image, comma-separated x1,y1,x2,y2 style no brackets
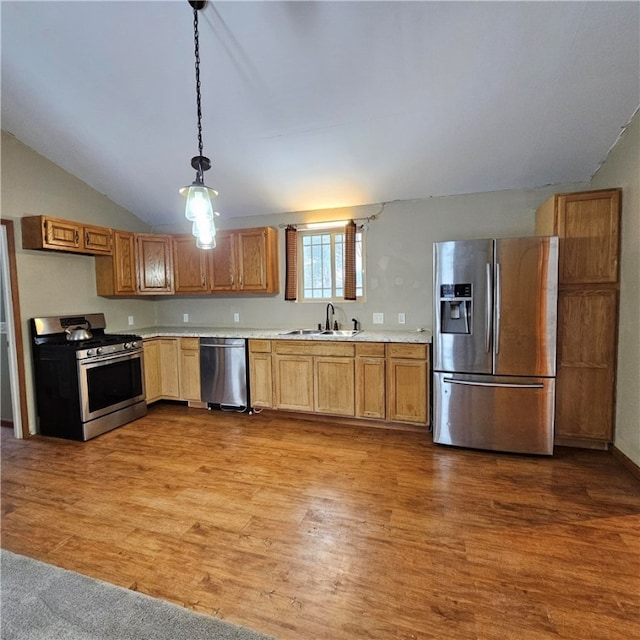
179,0,218,249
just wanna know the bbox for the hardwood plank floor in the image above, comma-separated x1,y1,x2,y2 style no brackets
2,404,639,639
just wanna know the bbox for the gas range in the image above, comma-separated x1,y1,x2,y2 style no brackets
30,313,147,440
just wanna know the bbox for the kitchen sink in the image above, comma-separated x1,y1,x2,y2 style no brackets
320,330,361,337
278,329,362,337
278,329,324,335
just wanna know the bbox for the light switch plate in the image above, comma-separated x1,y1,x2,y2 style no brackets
233,313,240,323
398,313,406,324
127,316,134,326
373,313,384,324
183,313,189,323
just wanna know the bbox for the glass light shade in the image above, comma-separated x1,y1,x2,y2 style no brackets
181,184,218,222
196,235,216,249
191,215,218,240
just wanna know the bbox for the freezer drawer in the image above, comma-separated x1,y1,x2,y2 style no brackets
433,372,555,455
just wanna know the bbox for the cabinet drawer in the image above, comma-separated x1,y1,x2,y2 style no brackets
249,339,272,354
386,343,428,360
356,343,385,357
180,337,200,350
274,340,355,357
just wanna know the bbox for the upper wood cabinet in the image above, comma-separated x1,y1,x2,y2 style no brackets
22,215,112,255
95,230,136,296
536,189,621,285
208,227,279,294
174,226,280,294
136,234,174,294
172,235,209,294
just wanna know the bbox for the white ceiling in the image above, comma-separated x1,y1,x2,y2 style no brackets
2,1,639,228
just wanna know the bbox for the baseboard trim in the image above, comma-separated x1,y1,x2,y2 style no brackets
1,419,14,429
610,445,640,482
554,436,610,450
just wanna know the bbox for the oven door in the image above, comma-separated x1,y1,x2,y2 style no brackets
78,350,145,423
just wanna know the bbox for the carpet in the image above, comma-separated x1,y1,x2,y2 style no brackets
0,550,276,640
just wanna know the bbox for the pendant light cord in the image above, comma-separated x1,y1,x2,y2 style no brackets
193,6,204,176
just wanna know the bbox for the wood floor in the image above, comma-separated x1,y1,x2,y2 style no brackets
2,404,639,640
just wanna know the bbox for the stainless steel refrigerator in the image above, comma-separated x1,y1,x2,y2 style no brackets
433,236,559,455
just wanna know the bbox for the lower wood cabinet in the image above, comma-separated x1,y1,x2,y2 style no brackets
144,338,179,402
179,338,201,402
273,353,315,412
386,343,429,425
355,343,386,420
314,356,355,416
248,340,273,409
249,339,429,426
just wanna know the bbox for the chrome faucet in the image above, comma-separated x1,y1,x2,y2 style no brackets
325,303,335,330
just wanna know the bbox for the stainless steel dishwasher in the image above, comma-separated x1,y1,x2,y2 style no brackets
199,338,249,410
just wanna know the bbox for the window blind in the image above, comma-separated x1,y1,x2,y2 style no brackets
284,225,297,301
344,220,357,301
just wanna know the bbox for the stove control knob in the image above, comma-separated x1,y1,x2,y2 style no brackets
87,349,94,356
124,342,131,349
131,341,138,348
96,347,103,355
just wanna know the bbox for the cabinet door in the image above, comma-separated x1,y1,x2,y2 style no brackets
44,218,82,250
387,358,428,424
356,357,386,419
208,231,236,291
179,338,201,401
249,352,273,408
143,339,162,403
273,354,314,411
82,224,112,254
556,190,620,285
112,231,136,295
136,234,174,294
236,228,268,292
95,229,136,296
314,356,355,416
159,339,180,399
173,235,208,293
555,289,617,441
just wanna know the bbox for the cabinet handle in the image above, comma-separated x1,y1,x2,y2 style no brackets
75,230,79,244
85,231,90,246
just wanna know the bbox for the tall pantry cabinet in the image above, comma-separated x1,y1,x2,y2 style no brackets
536,188,621,449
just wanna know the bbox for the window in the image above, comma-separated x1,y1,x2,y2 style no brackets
299,229,364,301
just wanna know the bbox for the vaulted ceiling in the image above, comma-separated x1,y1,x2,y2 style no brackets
2,1,639,227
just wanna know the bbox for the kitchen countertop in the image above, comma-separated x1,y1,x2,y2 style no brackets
135,326,432,343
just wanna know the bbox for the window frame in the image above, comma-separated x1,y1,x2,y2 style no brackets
297,227,365,302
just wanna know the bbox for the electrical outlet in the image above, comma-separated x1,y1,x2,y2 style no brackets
373,312,384,324
127,316,134,326
233,312,240,323
183,313,189,323
398,313,406,324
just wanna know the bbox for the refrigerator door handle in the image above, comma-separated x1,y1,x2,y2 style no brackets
443,377,544,389
494,262,501,354
485,262,492,353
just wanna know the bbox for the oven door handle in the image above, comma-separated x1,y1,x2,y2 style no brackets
79,349,143,367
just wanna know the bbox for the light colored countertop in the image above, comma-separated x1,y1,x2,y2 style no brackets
136,326,432,344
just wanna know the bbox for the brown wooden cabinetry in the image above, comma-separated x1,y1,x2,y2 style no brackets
252,338,429,426
355,343,386,419
143,338,181,403
171,227,279,295
172,236,208,293
136,234,174,294
208,227,279,293
248,340,274,409
95,230,136,296
536,188,621,447
22,215,112,255
179,338,201,402
386,343,429,424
